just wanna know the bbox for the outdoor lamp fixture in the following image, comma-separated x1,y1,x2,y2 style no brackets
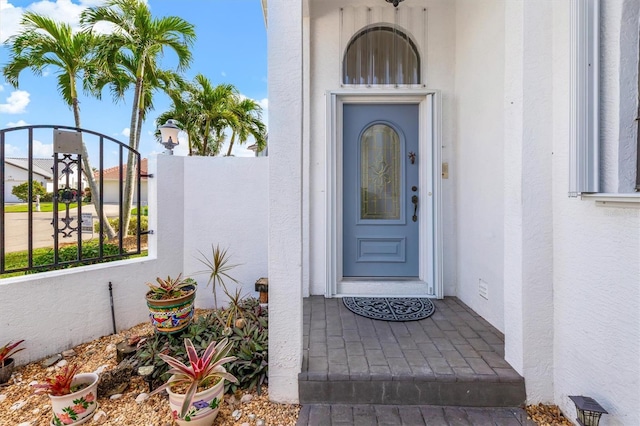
568,396,608,426
385,0,404,6
159,119,180,155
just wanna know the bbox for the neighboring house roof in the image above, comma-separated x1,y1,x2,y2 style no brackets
5,158,53,179
97,158,148,181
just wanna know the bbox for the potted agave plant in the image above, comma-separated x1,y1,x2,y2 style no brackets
0,340,25,384
151,338,238,426
146,274,197,334
33,364,99,426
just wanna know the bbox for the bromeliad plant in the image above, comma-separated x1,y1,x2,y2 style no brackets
0,340,25,367
151,338,238,419
33,364,80,396
147,274,196,300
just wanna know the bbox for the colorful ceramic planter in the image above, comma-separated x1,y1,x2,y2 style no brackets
167,376,224,426
49,373,99,426
146,286,196,334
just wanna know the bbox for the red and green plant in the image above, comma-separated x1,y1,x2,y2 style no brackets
151,338,238,419
146,274,196,300
0,340,25,367
33,364,80,396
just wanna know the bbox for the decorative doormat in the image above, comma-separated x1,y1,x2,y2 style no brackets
342,297,435,322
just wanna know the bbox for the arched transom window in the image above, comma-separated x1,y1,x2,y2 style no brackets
343,25,420,86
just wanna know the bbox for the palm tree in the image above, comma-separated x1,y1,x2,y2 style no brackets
156,76,238,157
226,97,267,156
81,0,196,234
2,12,117,239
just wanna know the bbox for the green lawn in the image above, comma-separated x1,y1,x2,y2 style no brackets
4,202,84,213
1,242,148,278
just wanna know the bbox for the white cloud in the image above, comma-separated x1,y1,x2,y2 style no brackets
33,139,53,157
0,90,30,114
0,0,24,43
0,85,4,92
0,0,133,42
221,71,227,77
6,119,28,127
257,98,268,110
121,127,130,137
4,143,22,156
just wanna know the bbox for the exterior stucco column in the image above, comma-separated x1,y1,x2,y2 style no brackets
267,0,304,403
503,0,554,403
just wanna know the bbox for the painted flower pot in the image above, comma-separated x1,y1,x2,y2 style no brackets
49,373,99,426
0,358,16,384
167,377,224,426
146,286,196,334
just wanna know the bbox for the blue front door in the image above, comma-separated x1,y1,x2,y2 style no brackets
343,104,419,277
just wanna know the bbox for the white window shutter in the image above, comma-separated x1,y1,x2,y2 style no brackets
569,0,600,196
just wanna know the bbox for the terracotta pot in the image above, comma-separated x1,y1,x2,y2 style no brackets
49,373,99,426
0,358,16,384
146,286,195,334
167,376,224,426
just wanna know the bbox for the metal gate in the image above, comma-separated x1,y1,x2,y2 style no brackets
0,125,151,276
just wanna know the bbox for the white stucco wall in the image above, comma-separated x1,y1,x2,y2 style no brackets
0,155,268,367
181,156,268,308
503,0,555,403
0,155,184,365
453,0,505,331
307,0,457,296
552,2,640,423
267,0,304,404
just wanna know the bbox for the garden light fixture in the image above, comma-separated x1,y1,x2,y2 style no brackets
568,395,608,426
386,0,404,7
159,119,180,155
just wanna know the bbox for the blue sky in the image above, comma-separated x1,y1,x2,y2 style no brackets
0,0,267,161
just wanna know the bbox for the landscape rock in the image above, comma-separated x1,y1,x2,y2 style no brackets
241,394,253,404
135,392,149,403
41,354,61,368
256,419,265,426
232,409,242,420
17,422,33,426
10,400,26,411
62,349,77,358
110,393,123,400
55,359,68,368
93,364,109,375
0,394,5,403
93,410,108,424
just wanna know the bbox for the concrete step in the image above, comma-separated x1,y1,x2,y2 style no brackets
298,369,526,406
296,404,536,426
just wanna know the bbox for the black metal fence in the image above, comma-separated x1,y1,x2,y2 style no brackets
0,125,151,276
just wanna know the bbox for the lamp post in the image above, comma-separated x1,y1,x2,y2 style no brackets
159,119,180,155
568,396,608,426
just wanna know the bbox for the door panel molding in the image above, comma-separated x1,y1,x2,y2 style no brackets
326,90,443,298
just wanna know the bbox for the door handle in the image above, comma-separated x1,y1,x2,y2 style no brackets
411,195,418,222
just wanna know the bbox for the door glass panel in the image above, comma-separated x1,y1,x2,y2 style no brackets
361,124,400,220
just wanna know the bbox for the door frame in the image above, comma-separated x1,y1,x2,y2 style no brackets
325,90,443,298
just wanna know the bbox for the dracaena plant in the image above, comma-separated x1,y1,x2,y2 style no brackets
0,340,25,367
146,274,196,300
33,364,80,396
151,338,238,419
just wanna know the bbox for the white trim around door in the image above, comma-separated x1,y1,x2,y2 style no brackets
325,90,443,299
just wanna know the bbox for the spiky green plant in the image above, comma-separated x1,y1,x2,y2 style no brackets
195,245,239,308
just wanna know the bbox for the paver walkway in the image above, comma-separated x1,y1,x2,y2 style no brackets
297,296,532,425
297,404,535,425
